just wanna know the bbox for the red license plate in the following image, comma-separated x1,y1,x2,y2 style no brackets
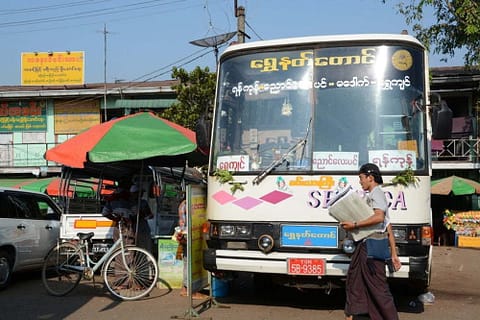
287,258,326,275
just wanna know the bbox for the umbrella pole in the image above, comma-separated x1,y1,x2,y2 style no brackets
134,160,145,245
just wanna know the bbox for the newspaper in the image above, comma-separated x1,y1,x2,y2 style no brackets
328,187,381,241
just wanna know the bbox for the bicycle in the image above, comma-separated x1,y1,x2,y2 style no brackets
41,217,158,300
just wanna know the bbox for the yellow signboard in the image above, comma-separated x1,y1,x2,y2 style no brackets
21,51,85,86
54,100,100,134
189,185,209,293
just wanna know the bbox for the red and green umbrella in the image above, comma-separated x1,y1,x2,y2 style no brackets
431,175,480,196
0,177,113,198
45,112,199,169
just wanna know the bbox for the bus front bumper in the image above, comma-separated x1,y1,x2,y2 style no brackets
203,248,416,280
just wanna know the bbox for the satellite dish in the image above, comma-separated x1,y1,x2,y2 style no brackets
190,32,236,48
190,32,237,63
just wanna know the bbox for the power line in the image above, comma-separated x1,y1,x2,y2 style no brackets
128,46,211,83
0,0,187,28
45,45,216,107
0,0,224,88
0,0,111,15
117,46,215,92
245,19,263,40
0,2,201,36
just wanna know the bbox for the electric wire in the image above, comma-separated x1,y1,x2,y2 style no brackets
0,0,229,89
0,0,187,28
245,19,263,40
0,0,111,16
0,2,201,36
42,44,214,106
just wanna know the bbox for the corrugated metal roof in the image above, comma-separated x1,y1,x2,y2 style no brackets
113,99,178,109
0,80,179,99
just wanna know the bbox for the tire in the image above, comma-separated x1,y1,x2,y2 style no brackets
0,250,13,290
42,242,83,296
103,246,158,301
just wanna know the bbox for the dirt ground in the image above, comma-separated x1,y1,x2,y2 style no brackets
0,246,479,320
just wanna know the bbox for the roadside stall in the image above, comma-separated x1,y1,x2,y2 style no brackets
432,175,480,247
44,112,208,293
444,209,480,248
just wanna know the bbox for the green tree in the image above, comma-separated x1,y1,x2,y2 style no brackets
161,66,216,130
388,0,480,66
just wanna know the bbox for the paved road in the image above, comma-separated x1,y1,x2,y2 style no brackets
1,246,479,320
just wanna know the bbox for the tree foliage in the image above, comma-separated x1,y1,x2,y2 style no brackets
161,66,216,130
388,0,480,66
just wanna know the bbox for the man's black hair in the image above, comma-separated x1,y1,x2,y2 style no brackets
359,163,383,184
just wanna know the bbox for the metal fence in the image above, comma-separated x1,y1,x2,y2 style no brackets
432,138,480,162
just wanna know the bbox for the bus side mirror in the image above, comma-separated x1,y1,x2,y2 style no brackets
431,100,452,139
195,113,212,156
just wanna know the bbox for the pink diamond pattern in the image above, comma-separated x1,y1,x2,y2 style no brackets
260,190,292,204
212,190,237,205
232,196,263,210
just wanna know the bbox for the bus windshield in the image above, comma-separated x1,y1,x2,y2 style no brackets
213,44,426,174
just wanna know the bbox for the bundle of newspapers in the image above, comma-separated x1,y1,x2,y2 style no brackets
328,186,381,241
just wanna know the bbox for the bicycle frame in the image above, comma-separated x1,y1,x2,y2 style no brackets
68,220,131,274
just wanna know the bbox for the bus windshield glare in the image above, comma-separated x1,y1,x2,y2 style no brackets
213,44,426,173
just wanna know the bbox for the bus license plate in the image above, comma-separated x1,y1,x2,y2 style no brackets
287,258,326,275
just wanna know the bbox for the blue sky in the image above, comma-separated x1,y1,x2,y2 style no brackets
0,0,465,86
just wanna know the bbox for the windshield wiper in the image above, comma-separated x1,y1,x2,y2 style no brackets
252,118,311,185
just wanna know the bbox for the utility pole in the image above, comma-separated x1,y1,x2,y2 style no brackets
103,24,109,122
235,4,245,44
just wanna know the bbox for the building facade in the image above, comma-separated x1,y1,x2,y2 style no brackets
430,67,480,245
0,80,178,176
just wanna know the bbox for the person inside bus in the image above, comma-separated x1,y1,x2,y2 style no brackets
340,163,401,320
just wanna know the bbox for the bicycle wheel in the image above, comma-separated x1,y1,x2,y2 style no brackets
103,246,158,300
42,242,83,296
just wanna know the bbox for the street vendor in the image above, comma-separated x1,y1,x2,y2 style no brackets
130,184,154,253
102,181,135,246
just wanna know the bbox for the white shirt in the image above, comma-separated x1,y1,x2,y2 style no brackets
365,185,389,232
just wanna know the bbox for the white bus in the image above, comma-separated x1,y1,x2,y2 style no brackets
201,34,442,293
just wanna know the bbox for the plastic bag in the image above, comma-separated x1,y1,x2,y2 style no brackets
418,292,435,305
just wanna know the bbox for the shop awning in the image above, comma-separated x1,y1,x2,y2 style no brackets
113,99,177,110
0,177,56,192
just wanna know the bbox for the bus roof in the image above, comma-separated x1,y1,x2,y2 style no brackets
221,33,424,58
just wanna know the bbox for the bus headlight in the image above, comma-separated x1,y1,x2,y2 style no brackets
217,224,252,238
236,225,251,237
219,225,235,237
393,228,407,242
342,239,356,254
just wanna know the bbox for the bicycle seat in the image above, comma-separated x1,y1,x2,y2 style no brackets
77,232,95,241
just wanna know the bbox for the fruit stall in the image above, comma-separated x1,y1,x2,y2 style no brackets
443,209,480,248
